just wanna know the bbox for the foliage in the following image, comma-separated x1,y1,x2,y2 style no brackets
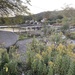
50,32,67,44
0,0,31,16
25,37,75,75
0,46,21,75
0,15,25,25
19,33,29,40
66,32,75,40
67,60,75,75
61,23,69,34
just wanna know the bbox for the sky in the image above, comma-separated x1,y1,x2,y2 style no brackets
28,0,75,14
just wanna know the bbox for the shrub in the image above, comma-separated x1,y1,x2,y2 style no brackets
0,46,20,75
66,32,75,40
67,60,75,75
61,23,69,34
25,38,75,75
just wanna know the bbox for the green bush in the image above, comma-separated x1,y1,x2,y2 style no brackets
61,23,69,34
67,60,75,75
19,34,28,40
25,37,75,75
0,46,21,75
66,32,75,40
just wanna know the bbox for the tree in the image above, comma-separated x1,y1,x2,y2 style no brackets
0,0,31,16
62,5,75,18
61,5,75,26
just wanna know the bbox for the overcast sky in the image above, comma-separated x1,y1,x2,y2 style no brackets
28,0,75,14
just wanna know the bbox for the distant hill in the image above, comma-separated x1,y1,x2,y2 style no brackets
0,6,75,26
32,10,63,21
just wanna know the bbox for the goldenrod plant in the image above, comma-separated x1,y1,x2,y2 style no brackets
25,37,75,75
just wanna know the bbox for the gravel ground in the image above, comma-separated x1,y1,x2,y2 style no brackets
16,38,41,62
16,38,32,53
16,38,35,62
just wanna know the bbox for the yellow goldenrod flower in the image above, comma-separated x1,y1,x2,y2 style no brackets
67,44,75,50
48,61,54,66
51,44,55,49
47,46,52,53
57,43,64,50
6,67,8,72
35,53,42,60
57,43,66,54
42,51,46,56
